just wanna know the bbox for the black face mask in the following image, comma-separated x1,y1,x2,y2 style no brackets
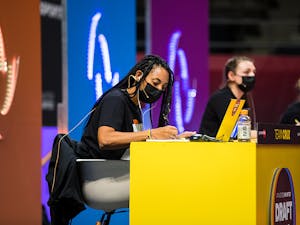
139,83,163,103
238,76,255,93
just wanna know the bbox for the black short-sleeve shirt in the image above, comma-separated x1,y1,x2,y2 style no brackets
80,88,142,159
199,86,248,137
280,102,300,124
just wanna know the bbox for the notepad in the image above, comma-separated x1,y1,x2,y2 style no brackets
215,99,245,142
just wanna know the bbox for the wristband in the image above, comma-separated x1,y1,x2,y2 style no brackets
147,129,152,140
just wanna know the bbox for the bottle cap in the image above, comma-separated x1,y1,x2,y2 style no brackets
240,109,248,115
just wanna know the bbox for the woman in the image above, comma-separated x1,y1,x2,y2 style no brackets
280,77,300,125
47,55,195,225
199,56,256,137
80,54,195,159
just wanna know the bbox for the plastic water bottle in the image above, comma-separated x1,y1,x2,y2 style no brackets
237,109,251,142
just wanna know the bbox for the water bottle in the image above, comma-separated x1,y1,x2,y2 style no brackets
237,109,251,142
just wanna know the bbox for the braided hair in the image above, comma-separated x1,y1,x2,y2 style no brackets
87,54,174,127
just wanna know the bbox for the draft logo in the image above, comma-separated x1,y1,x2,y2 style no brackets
269,168,296,225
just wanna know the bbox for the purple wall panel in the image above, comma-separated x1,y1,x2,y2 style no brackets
150,0,209,132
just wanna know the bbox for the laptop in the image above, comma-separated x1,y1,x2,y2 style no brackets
215,99,245,141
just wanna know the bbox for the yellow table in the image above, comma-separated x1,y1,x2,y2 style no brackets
130,142,300,225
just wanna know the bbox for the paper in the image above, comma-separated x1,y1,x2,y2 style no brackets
146,138,190,142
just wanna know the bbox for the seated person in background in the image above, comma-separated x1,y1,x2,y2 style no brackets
280,77,300,126
80,54,195,160
199,56,256,137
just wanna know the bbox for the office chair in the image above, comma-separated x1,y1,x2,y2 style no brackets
76,159,129,225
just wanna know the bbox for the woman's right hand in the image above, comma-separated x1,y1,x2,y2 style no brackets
151,125,178,140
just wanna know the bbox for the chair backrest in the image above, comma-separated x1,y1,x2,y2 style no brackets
76,159,129,212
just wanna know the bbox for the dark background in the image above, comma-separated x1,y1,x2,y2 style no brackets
41,0,300,126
